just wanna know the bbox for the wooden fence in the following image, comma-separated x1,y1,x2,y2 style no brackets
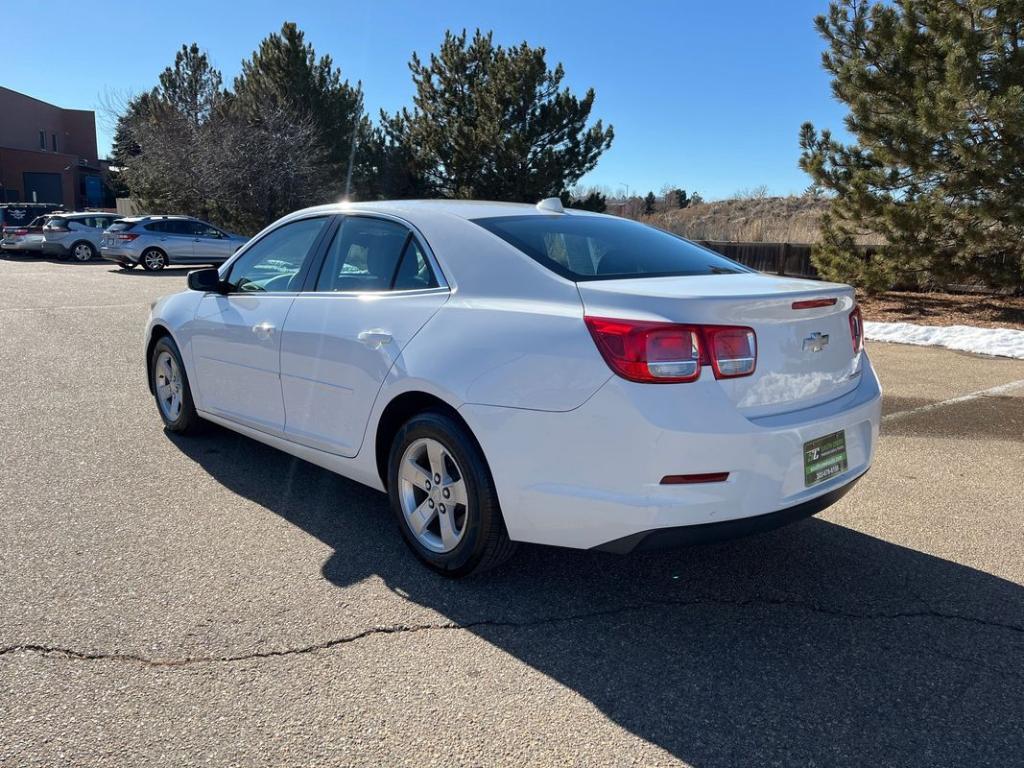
695,241,818,279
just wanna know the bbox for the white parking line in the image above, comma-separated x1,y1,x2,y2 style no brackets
883,378,1024,423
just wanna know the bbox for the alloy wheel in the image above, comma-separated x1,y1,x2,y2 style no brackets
398,437,469,553
73,243,93,261
154,350,183,422
144,250,166,270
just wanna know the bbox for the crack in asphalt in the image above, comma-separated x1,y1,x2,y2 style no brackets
2,595,1021,668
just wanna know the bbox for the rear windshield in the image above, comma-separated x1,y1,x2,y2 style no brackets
107,220,135,232
472,214,749,281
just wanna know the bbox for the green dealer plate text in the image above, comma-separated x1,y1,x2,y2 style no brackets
803,430,848,487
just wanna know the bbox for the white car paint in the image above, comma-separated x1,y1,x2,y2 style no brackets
146,200,882,551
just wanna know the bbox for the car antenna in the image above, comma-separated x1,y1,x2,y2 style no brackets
535,197,565,214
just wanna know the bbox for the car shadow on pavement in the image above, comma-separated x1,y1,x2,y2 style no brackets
109,267,193,277
168,424,1024,767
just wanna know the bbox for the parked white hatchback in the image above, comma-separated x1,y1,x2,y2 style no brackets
145,199,881,576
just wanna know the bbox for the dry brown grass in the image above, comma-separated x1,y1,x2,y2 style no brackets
640,196,828,243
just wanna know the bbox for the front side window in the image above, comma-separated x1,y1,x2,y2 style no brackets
472,214,750,281
193,221,224,238
315,217,435,292
224,216,328,293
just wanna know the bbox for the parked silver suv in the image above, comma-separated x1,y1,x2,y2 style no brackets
100,215,248,271
42,212,120,261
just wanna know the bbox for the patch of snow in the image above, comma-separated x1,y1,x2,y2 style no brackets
864,321,1024,359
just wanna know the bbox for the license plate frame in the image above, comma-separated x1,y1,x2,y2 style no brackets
803,430,848,487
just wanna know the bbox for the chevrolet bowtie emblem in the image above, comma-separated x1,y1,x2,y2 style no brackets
803,332,830,353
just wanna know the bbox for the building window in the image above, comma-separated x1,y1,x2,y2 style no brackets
52,134,57,152
39,130,46,150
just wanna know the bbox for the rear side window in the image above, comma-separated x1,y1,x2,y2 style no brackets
472,214,749,281
315,217,434,292
163,220,194,235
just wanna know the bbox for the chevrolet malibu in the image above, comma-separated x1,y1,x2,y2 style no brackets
145,199,881,576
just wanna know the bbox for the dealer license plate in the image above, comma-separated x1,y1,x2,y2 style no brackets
803,430,848,487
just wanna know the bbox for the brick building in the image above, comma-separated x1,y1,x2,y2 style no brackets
0,86,109,209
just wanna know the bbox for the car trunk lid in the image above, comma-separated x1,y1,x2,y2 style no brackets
578,273,863,416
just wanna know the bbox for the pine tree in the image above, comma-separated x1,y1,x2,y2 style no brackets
670,187,689,209
800,0,1024,292
233,22,372,198
643,191,657,215
383,29,614,201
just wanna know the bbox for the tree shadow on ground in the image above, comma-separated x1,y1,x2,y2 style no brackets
169,424,1024,767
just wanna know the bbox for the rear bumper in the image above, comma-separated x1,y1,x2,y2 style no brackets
101,247,138,265
594,473,863,553
460,355,882,551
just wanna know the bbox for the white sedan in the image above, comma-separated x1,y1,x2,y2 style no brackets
145,199,881,576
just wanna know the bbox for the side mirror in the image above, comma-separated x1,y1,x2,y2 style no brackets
187,267,225,293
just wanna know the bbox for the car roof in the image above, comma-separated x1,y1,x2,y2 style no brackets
122,215,195,222
292,199,603,222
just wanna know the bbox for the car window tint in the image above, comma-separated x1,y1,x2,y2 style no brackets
144,222,163,233
315,217,411,292
225,217,328,293
391,238,439,291
472,214,750,281
194,222,222,237
167,220,193,235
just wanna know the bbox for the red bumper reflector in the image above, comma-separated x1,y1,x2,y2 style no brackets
660,472,730,485
792,297,838,309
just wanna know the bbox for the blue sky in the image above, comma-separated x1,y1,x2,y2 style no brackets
2,0,850,200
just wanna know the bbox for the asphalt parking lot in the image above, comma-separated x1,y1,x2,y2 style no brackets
1,257,1022,767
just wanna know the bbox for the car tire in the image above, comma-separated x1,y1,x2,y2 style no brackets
149,336,202,434
387,410,516,577
141,248,168,271
71,241,96,262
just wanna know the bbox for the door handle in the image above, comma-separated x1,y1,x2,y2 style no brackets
358,330,393,349
252,321,276,340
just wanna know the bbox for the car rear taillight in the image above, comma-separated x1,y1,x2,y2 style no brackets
849,305,864,353
114,233,140,241
584,316,757,384
13,228,28,236
704,326,757,378
584,317,703,383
